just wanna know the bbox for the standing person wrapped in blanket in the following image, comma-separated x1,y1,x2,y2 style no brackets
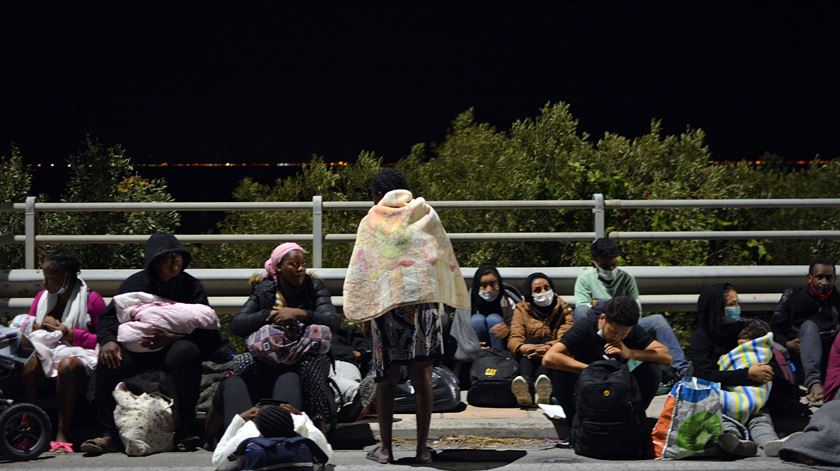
716,320,780,456
16,250,106,454
343,168,470,465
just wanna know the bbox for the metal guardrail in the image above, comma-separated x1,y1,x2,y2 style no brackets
3,195,840,269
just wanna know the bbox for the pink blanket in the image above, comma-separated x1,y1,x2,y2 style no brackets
114,292,220,352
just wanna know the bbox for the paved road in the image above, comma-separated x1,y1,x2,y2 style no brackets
1,448,834,471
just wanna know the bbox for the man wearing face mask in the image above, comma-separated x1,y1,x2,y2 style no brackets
771,257,840,405
573,238,692,378
507,273,574,406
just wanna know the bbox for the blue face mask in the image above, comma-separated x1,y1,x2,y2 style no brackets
723,306,741,324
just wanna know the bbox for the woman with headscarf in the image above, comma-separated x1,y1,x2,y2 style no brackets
507,272,574,407
18,250,106,453
687,284,778,457
469,266,517,351
212,242,339,432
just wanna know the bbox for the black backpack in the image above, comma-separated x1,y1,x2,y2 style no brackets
466,349,520,407
571,360,647,459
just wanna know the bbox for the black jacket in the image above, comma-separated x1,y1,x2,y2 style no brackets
97,233,210,346
231,275,339,338
771,286,840,345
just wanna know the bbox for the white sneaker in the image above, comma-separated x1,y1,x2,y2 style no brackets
511,375,532,406
764,432,802,457
535,374,552,405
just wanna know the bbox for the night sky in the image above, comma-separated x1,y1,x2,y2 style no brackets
2,3,839,167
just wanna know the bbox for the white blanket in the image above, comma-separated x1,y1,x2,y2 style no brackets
35,278,90,330
114,292,220,352
27,329,98,377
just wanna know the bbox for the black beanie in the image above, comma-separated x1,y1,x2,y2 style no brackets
254,405,295,438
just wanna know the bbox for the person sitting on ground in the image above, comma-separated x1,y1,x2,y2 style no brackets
507,272,573,406
469,266,518,351
714,319,781,457
771,257,840,405
83,233,225,454
211,402,332,471
211,242,339,433
573,238,692,378
17,250,106,453
686,284,777,457
542,296,672,424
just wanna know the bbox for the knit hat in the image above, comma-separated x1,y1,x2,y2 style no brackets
254,405,295,438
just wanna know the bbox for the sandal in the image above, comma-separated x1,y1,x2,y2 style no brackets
176,435,202,452
80,436,119,455
49,441,74,453
365,447,393,464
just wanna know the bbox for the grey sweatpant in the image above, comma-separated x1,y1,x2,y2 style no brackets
723,410,778,448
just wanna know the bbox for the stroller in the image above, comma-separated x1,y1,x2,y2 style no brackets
0,326,52,461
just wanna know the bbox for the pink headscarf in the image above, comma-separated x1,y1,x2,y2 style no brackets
263,242,306,280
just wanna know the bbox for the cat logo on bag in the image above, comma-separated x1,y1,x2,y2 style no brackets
485,368,497,376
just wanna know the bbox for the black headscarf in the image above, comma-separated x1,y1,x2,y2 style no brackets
523,272,557,319
696,283,739,341
471,266,504,315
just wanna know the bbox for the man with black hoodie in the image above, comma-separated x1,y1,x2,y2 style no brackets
772,257,840,405
81,233,223,454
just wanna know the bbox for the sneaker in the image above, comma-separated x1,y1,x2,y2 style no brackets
719,431,758,457
511,375,532,407
764,432,802,457
534,374,552,405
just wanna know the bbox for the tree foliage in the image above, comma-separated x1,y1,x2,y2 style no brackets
0,145,32,268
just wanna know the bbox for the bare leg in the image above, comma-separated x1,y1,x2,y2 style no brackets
19,356,44,403
409,361,434,462
55,357,86,443
372,364,401,463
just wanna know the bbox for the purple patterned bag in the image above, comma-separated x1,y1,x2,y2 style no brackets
246,323,332,367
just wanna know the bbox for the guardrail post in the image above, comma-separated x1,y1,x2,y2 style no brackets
24,196,37,269
312,195,323,268
592,193,605,239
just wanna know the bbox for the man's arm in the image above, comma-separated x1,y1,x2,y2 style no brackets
542,341,589,374
607,339,672,366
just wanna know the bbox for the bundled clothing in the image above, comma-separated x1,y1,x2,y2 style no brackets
342,189,469,323
27,329,99,378
115,291,220,353
717,333,774,424
779,399,840,466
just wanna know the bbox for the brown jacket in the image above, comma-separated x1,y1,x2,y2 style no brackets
507,298,574,356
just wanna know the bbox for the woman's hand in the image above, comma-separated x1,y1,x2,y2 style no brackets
267,307,303,325
748,364,774,384
519,344,538,356
100,341,122,369
40,316,62,332
141,327,184,350
527,344,550,359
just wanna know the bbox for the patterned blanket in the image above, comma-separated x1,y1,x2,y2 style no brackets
717,332,773,424
343,189,469,322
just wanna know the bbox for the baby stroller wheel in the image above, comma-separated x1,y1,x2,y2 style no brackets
0,403,52,461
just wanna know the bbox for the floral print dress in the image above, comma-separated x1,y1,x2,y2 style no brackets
370,302,443,382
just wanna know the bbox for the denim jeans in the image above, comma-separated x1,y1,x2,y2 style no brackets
470,313,505,350
572,305,690,372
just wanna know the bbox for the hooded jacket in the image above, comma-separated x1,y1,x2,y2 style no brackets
686,284,750,387
97,233,211,347
771,285,840,345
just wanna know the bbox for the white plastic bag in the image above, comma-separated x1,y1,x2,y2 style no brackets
113,382,175,456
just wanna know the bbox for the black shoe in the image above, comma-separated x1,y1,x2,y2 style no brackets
719,432,758,457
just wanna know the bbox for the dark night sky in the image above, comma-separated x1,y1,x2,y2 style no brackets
2,3,839,166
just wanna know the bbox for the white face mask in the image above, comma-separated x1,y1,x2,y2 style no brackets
54,274,70,296
478,289,500,302
595,262,618,282
532,290,554,307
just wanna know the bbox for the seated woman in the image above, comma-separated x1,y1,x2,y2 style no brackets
18,250,106,453
507,272,574,406
469,266,518,351
687,284,779,457
212,243,339,431
82,233,225,454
